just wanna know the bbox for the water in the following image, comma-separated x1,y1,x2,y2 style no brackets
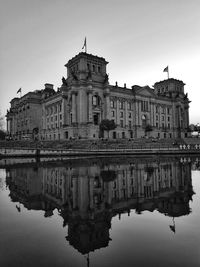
0,155,199,267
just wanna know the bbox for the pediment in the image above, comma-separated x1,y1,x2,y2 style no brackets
136,86,156,98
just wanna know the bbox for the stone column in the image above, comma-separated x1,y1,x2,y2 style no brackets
87,87,93,123
133,99,137,138
125,101,128,126
6,119,9,134
71,92,77,123
150,103,154,126
62,97,68,125
138,101,141,126
104,91,110,120
184,106,189,128
116,99,119,125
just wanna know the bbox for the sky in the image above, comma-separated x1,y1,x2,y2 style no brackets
0,0,200,125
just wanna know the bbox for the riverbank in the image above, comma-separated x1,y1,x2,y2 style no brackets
1,138,200,157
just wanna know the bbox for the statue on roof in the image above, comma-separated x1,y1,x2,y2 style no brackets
71,70,78,81
62,77,68,86
184,93,188,100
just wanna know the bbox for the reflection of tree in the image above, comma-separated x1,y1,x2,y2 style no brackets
0,177,5,191
100,170,116,182
144,166,154,176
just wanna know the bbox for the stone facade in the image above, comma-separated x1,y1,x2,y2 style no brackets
7,52,190,140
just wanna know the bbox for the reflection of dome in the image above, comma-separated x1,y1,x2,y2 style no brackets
66,214,111,255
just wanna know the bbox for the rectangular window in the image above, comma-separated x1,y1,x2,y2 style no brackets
128,102,131,110
129,112,132,118
162,116,164,121
110,100,114,108
60,114,62,120
156,106,159,113
120,111,123,118
129,121,132,128
120,120,123,127
112,110,115,117
119,101,123,109
168,116,170,122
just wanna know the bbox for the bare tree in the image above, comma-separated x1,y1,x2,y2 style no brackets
0,110,5,130
0,112,6,139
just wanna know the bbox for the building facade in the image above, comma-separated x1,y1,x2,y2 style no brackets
7,52,190,140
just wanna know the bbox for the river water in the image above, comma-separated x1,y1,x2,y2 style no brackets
0,155,199,267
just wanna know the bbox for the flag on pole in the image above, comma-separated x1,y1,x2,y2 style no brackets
163,66,169,79
163,66,168,72
17,88,21,94
82,37,87,52
169,217,176,233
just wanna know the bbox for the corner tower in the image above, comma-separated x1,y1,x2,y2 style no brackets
154,78,190,138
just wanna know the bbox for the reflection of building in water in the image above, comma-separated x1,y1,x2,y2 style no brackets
6,157,194,254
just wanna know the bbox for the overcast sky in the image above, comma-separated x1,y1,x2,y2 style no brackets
1,0,200,124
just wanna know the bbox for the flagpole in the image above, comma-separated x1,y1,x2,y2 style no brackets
82,37,87,53
85,37,87,53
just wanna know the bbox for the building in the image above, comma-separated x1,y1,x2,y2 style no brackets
7,52,190,140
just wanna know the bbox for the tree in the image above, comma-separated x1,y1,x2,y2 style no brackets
145,124,153,136
0,111,6,139
0,130,6,140
99,119,116,138
0,111,5,130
